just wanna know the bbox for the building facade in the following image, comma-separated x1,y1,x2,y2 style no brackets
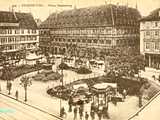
40,4,141,55
0,11,39,61
39,28,51,55
140,8,160,69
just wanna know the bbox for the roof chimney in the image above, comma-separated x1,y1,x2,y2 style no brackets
135,0,138,9
12,5,18,21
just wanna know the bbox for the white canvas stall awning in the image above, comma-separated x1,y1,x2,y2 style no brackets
26,53,41,61
93,83,117,89
73,83,88,90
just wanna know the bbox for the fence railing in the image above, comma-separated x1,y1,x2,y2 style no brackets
128,90,160,120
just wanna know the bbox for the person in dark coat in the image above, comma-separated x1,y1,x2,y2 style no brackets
91,102,94,111
68,96,73,112
85,112,89,120
97,110,102,120
90,110,95,120
73,107,77,120
15,90,18,100
60,107,66,117
79,107,83,120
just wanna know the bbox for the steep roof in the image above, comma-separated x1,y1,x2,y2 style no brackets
40,4,141,28
0,11,37,29
0,11,18,23
15,12,37,29
140,8,160,21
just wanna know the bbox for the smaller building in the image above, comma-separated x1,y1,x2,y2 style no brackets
38,27,51,55
140,8,160,70
0,11,39,62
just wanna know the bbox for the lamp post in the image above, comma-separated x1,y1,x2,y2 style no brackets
59,57,64,117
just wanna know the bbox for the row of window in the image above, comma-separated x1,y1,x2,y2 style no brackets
50,28,138,35
3,43,35,51
21,36,37,41
145,42,160,50
39,30,50,35
0,36,37,44
52,38,112,44
141,21,160,29
51,28,112,35
145,31,160,36
50,38,136,46
0,29,37,35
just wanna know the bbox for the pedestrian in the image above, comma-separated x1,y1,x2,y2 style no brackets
97,110,102,120
90,110,95,120
73,107,77,120
91,102,94,111
60,107,66,118
15,90,18,100
123,89,127,99
68,96,73,112
80,103,84,112
85,112,89,120
79,107,83,120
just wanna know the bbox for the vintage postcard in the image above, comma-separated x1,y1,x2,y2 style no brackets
0,0,160,120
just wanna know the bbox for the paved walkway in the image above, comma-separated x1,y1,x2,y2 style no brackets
128,70,160,120
128,90,160,120
0,94,62,120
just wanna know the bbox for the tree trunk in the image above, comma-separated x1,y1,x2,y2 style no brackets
8,89,11,95
139,94,142,108
24,87,27,102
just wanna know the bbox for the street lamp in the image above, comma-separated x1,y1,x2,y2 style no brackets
59,57,64,117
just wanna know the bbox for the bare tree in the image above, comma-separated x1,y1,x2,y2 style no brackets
20,76,32,102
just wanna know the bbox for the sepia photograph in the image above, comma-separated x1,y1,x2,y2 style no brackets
0,0,160,120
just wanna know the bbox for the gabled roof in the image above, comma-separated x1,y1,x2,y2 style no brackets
0,11,18,23
0,11,37,29
15,12,37,29
140,8,160,21
40,4,141,29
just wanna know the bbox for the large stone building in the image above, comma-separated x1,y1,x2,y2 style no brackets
0,11,39,61
140,8,160,69
40,4,141,55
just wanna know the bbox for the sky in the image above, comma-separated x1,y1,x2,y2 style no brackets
0,0,160,21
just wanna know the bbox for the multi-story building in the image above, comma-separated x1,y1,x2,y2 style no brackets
140,8,160,69
39,27,51,55
40,4,141,54
0,11,38,60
